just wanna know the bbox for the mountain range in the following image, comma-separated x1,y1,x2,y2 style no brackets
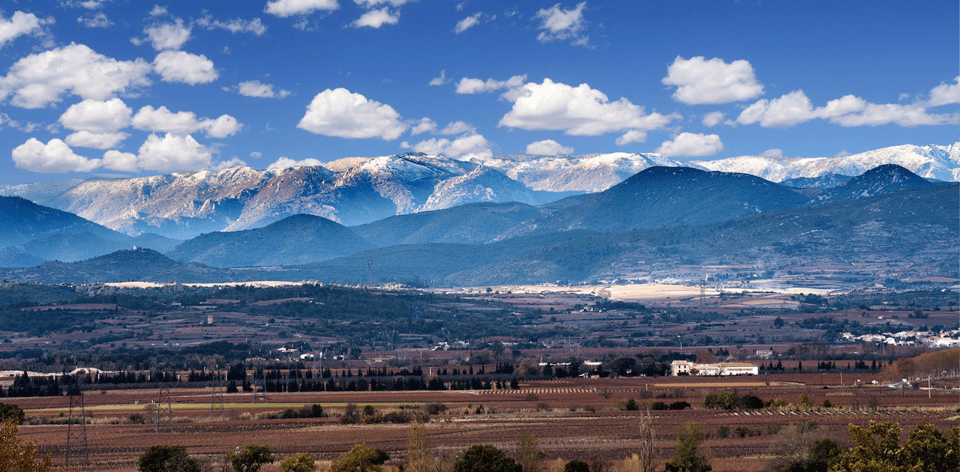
0,155,955,287
0,143,956,240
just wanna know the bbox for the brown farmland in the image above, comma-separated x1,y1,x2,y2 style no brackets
9,373,958,472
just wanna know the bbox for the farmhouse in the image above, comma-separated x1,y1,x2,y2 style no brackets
670,360,758,376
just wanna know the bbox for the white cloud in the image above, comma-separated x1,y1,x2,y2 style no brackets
404,133,492,161
265,0,339,17
197,16,267,35
268,156,324,170
615,130,646,146
829,103,955,127
78,12,112,28
456,75,526,94
153,51,218,84
662,56,764,105
736,90,820,128
352,8,399,28
211,157,248,172
138,19,191,51
297,88,407,140
499,78,679,136
65,131,128,149
454,13,481,34
702,111,725,127
354,0,412,6
12,138,100,173
736,89,954,128
0,43,151,108
439,121,476,135
237,80,291,98
0,11,45,47
655,132,723,158
429,70,449,86
526,139,573,155
58,98,132,133
928,76,960,107
137,133,213,172
411,118,437,134
534,2,589,46
132,105,241,137
149,5,168,17
101,149,139,172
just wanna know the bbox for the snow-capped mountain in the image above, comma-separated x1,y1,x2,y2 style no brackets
1,143,956,240
692,143,960,182
484,152,683,192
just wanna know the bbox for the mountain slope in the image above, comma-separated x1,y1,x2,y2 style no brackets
352,202,546,246
817,164,935,203
0,248,246,284
503,166,811,238
0,196,122,247
167,214,372,267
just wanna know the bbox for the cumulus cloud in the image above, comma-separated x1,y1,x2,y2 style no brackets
12,138,100,173
297,88,407,140
137,133,213,172
429,70,449,86
927,76,960,107
662,56,764,105
655,132,723,158
454,13,481,34
411,118,437,134
404,133,492,161
237,80,291,98
78,12,112,28
132,105,241,137
0,43,151,108
0,11,46,47
196,16,267,35
456,75,526,94
534,2,589,46
702,111,725,127
614,130,647,146
137,19,191,51
58,98,132,133
153,51,218,84
352,7,399,28
268,156,324,170
499,78,679,137
265,0,339,17
736,89,954,128
101,149,139,172
65,130,128,149
526,139,573,155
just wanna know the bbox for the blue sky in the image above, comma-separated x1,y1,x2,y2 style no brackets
0,0,956,184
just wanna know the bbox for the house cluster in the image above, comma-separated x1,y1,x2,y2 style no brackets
670,360,758,376
841,329,960,347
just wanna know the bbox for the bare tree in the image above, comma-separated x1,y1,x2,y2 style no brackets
407,418,434,472
636,407,655,472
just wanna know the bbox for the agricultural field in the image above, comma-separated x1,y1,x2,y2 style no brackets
7,372,959,472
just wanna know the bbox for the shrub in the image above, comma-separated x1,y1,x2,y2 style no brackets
650,401,668,410
669,401,691,410
138,445,201,472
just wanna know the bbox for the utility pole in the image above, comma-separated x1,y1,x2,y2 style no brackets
65,380,89,468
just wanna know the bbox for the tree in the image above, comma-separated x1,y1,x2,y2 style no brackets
138,445,201,472
452,445,522,472
515,432,545,472
830,421,959,472
407,419,434,472
664,423,711,472
230,444,275,472
774,316,785,328
280,453,317,472
564,459,590,472
331,443,389,472
764,421,842,472
635,408,655,472
0,417,54,472
0,404,25,424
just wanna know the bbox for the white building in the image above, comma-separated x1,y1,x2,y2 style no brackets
670,360,758,376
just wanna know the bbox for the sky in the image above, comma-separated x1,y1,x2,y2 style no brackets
0,0,956,185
